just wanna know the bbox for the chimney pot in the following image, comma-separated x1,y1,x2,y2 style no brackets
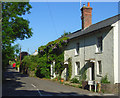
81,2,92,29
87,2,90,7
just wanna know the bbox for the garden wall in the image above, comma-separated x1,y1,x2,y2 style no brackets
101,83,120,94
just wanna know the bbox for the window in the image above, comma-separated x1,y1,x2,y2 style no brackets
75,43,79,55
96,36,103,53
97,61,102,75
75,62,80,75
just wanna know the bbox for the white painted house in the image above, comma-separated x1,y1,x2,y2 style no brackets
62,2,120,84
31,50,38,56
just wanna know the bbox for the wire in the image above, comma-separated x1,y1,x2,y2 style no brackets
80,0,82,9
46,1,59,37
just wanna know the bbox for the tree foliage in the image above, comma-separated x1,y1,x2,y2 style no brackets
2,2,32,44
2,2,32,69
22,55,38,71
21,36,69,78
2,44,20,68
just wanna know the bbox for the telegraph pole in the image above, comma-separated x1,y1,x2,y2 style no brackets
20,46,21,72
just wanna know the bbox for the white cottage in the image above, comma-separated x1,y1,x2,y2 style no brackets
31,50,38,56
62,2,120,84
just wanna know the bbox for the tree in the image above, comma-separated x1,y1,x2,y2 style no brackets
2,2,33,70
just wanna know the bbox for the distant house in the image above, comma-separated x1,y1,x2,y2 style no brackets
31,50,38,56
62,2,120,84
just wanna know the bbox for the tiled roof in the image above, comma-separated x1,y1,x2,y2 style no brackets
66,14,120,39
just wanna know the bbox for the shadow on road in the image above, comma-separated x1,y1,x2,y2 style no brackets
2,66,29,96
2,67,118,97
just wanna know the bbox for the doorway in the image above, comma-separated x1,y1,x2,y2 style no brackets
91,63,95,80
89,62,95,80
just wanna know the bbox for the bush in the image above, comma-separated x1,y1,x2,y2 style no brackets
101,75,110,84
16,61,20,68
70,78,79,83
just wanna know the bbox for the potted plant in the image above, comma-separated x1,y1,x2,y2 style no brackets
60,78,64,83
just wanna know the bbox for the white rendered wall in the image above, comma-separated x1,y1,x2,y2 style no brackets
112,21,119,84
64,26,114,83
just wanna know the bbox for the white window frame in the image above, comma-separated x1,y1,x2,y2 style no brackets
75,62,80,75
96,36,103,53
75,43,79,56
97,61,102,75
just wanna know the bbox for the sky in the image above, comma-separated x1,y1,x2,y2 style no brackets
13,2,118,54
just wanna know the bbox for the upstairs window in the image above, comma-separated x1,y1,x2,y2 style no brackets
97,61,102,75
96,36,103,53
75,62,80,75
75,43,79,55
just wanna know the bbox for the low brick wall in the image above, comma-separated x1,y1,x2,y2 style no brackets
118,83,120,96
64,81,80,88
101,83,119,94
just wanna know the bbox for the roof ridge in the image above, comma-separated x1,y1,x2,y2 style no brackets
89,14,120,28
68,14,120,39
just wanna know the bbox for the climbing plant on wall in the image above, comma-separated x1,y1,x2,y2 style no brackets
37,36,69,78
67,57,72,80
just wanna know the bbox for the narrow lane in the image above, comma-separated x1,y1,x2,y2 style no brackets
2,67,39,96
2,67,116,96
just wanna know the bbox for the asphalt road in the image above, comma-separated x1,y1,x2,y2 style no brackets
2,66,117,96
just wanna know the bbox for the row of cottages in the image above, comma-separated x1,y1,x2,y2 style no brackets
61,2,120,84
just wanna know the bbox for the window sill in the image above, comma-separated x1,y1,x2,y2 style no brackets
75,75,81,77
97,74,102,77
95,52,103,54
74,54,79,57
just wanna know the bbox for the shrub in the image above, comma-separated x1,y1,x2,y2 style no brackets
16,61,20,69
70,78,79,83
56,76,61,80
101,75,110,84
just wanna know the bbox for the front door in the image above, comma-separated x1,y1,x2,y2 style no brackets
89,62,95,80
91,63,95,80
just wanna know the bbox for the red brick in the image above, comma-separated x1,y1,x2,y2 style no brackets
81,4,92,29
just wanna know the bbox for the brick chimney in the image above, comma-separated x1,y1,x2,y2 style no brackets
81,2,92,29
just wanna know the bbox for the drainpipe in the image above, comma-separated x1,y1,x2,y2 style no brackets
84,36,85,67
20,47,21,72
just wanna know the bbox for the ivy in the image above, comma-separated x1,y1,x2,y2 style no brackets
79,70,87,81
67,57,72,80
38,36,69,56
37,36,69,78
55,52,64,75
